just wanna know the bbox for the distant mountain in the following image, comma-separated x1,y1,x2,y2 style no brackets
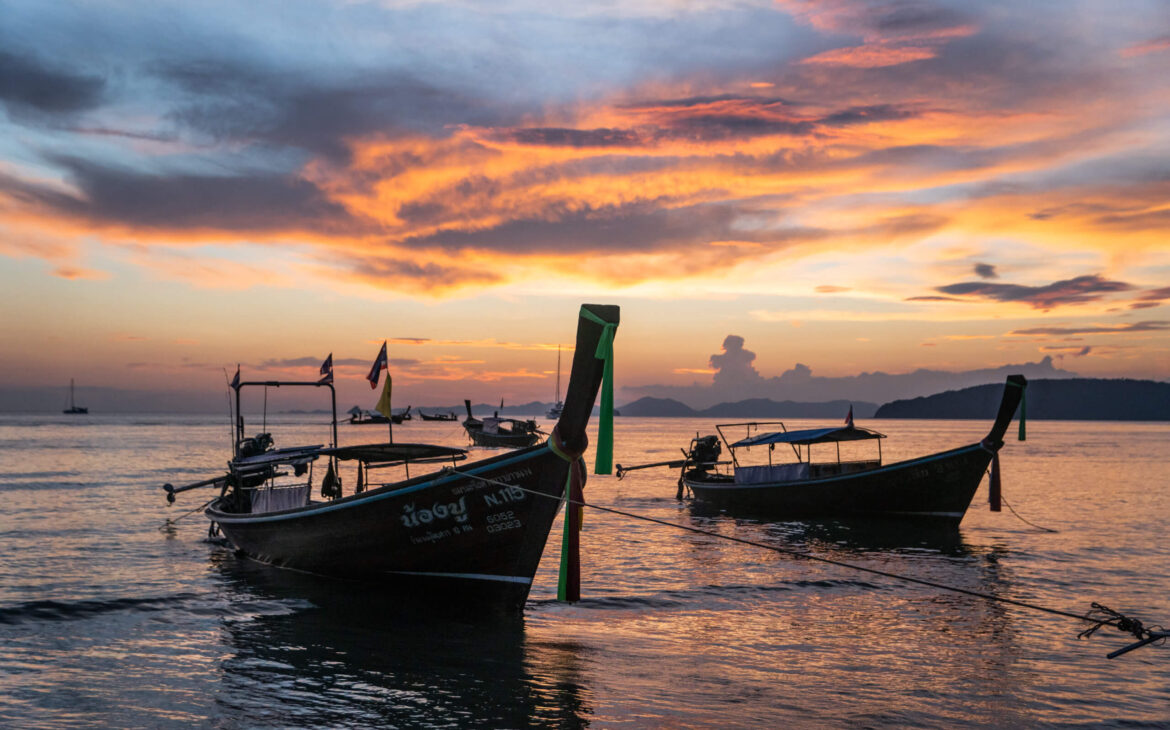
619,396,877,418
627,349,1076,409
461,402,617,418
700,399,876,419
619,397,697,417
875,378,1170,421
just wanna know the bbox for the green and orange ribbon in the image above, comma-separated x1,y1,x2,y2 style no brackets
549,427,586,603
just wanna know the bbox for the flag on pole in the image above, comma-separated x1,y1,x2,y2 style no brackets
375,373,393,419
844,405,854,428
318,353,333,384
366,342,388,389
230,365,240,390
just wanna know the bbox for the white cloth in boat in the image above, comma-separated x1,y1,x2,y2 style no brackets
484,417,501,434
734,462,810,485
250,484,311,512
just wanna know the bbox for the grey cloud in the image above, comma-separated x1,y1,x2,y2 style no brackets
974,262,997,279
403,200,819,255
0,50,104,117
1010,321,1169,336
936,274,1133,309
2,157,366,234
259,357,329,368
158,59,507,162
336,254,502,291
818,104,918,126
496,127,643,148
709,335,762,388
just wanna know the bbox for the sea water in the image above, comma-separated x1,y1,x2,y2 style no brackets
1,414,1168,728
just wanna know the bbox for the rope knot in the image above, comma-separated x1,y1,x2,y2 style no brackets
1117,616,1145,638
547,424,588,463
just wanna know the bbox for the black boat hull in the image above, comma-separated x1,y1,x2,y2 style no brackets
684,442,993,523
209,444,569,612
465,428,541,448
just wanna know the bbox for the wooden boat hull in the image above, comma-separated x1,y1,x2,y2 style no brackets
208,444,568,612
684,442,993,523
465,427,541,448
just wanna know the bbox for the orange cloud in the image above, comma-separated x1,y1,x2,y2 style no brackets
800,43,939,68
1121,36,1170,58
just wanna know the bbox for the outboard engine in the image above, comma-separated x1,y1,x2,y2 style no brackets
677,435,722,500
237,432,274,459
688,435,721,466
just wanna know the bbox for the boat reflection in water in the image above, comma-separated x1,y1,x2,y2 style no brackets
209,550,592,728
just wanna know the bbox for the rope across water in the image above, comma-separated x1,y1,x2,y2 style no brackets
442,465,1166,658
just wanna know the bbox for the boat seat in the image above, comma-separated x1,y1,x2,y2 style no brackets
249,484,311,513
734,462,809,485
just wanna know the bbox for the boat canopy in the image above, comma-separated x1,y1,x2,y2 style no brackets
731,426,885,448
320,443,467,463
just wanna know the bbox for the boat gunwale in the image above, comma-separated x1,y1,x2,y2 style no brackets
683,440,990,492
208,442,555,524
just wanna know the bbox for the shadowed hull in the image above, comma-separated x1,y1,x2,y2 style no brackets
685,443,993,524
464,426,541,448
208,445,568,612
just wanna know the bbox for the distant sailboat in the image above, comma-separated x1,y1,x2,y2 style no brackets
546,345,564,419
63,379,88,414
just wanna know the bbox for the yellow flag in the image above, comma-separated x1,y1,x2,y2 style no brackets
375,374,393,418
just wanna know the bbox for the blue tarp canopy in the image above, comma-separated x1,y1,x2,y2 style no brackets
731,426,885,448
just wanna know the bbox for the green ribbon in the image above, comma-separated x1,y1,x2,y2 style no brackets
557,473,574,602
580,307,617,474
1018,386,1027,442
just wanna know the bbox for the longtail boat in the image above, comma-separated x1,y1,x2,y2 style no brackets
348,405,412,424
631,375,1025,524
418,408,458,421
164,304,618,612
462,401,543,448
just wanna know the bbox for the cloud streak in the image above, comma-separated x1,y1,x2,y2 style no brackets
932,274,1134,311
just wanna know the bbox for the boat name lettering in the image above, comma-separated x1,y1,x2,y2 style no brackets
493,467,533,483
410,528,451,544
483,485,526,507
408,524,473,545
400,496,469,528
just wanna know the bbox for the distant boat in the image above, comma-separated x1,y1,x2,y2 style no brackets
418,409,458,421
463,400,543,448
348,405,411,424
63,379,88,414
546,345,564,419
638,375,1027,524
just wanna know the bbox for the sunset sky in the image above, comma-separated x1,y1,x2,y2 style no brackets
2,0,1168,411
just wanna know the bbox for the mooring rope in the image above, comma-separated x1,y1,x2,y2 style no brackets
159,496,217,530
442,466,1166,658
1000,494,1059,533
982,463,1058,533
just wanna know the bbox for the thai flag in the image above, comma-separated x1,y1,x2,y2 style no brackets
844,405,853,428
367,342,388,389
318,353,333,384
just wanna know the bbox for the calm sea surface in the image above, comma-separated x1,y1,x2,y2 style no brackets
1,413,1168,728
